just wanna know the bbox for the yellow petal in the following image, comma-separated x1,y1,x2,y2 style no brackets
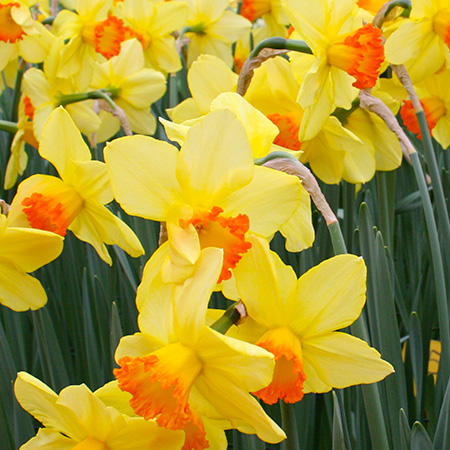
104,135,182,221
234,235,297,329
21,428,74,450
220,166,301,237
176,109,254,207
14,372,85,441
291,255,366,336
0,258,48,311
302,332,394,390
39,107,92,179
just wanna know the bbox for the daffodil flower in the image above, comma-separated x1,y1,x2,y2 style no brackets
240,0,289,38
7,107,144,265
183,0,252,67
90,38,167,141
399,69,450,149
114,248,286,450
105,108,302,285
230,236,394,404
385,0,450,82
15,372,184,450
0,213,63,311
281,0,385,140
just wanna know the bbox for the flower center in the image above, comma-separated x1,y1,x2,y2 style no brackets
0,3,25,43
72,437,109,450
22,121,38,148
267,110,304,151
81,15,129,59
179,206,252,283
433,9,450,48
240,0,271,22
114,343,203,427
400,96,446,139
327,23,384,89
21,183,84,236
253,328,306,404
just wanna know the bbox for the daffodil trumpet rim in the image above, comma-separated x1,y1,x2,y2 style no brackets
58,89,119,110
0,120,19,135
249,37,313,59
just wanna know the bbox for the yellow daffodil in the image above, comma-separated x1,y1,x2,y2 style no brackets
91,39,166,141
385,0,450,82
15,372,184,450
114,0,189,74
7,107,144,265
0,0,54,71
399,69,450,149
230,236,394,404
23,38,101,141
114,248,286,450
245,56,375,184
0,213,63,311
4,94,39,189
52,0,131,88
105,108,302,285
183,0,252,67
281,0,385,140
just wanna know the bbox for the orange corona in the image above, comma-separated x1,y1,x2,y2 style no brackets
433,9,450,49
0,2,25,43
400,97,446,139
267,110,303,151
82,15,129,59
254,328,306,404
240,0,271,22
327,23,384,89
179,206,252,283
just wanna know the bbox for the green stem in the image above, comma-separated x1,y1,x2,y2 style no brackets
343,182,355,253
254,150,298,166
327,220,391,450
210,302,241,334
41,17,54,25
0,120,18,134
58,89,117,110
249,37,312,59
10,59,26,123
280,401,300,450
410,151,450,383
168,73,179,109
376,171,396,250
385,0,411,17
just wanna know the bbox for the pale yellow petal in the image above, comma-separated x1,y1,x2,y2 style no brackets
291,255,366,336
176,109,254,207
302,332,394,390
21,428,75,450
104,135,182,221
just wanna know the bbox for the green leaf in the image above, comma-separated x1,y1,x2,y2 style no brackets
411,422,434,450
433,379,450,450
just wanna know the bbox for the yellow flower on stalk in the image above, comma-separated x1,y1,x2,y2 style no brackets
385,0,450,82
281,0,385,140
0,213,63,311
90,39,166,141
230,236,394,404
23,38,101,141
183,0,252,67
0,0,54,71
105,108,302,286
114,0,189,74
245,56,375,184
114,248,286,450
4,95,39,189
7,107,144,265
399,69,450,149
15,372,184,450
